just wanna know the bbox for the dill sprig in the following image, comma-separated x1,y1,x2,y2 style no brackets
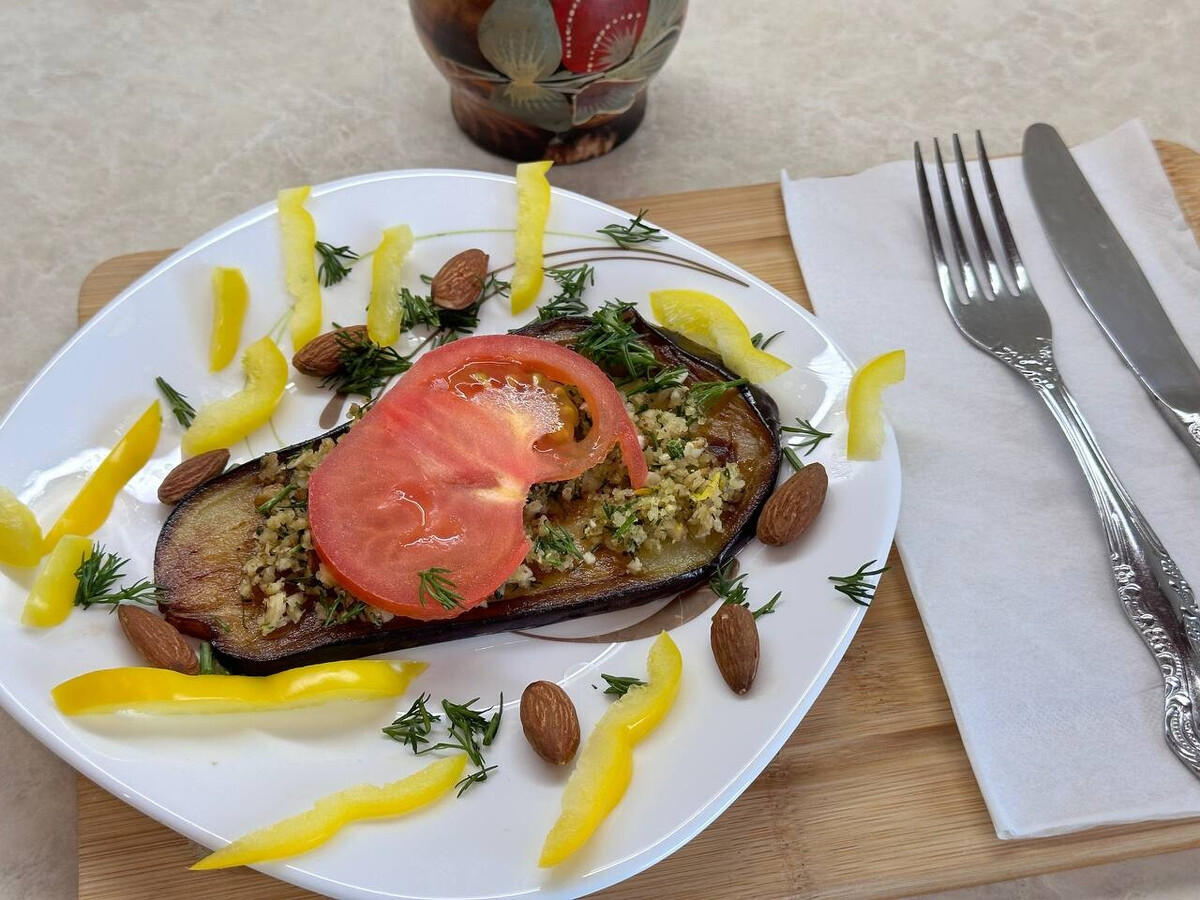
322,324,413,397
597,209,667,249
689,377,748,411
600,674,646,696
390,695,503,797
576,300,659,379
829,560,889,607
417,567,464,611
256,483,297,515
780,417,832,459
479,272,512,301
665,437,686,459
603,500,639,547
315,241,359,287
710,559,782,619
197,641,229,675
433,298,485,347
399,288,441,330
626,365,687,397
532,523,583,566
750,331,784,350
321,595,367,627
155,377,196,428
536,264,594,321
74,545,161,611
782,446,806,472
383,693,441,752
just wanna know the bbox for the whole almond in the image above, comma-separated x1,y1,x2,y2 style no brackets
711,603,759,694
756,461,828,546
431,249,490,310
292,324,367,377
118,605,200,675
157,448,230,505
520,680,580,765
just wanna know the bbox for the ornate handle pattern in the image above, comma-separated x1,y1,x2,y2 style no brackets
1151,398,1200,468
996,340,1200,775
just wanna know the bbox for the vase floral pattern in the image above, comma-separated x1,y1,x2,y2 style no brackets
412,0,686,162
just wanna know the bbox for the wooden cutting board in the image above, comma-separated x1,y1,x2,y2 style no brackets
76,141,1200,900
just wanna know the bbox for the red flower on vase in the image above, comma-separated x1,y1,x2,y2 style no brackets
550,0,649,74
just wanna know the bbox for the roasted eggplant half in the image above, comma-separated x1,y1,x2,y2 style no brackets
156,311,781,674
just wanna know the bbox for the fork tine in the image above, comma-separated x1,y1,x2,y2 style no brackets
975,131,1031,293
914,142,963,311
933,138,986,305
952,134,1004,298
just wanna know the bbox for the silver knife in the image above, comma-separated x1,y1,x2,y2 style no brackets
1023,122,1200,463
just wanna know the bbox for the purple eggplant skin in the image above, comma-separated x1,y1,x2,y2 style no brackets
155,311,781,674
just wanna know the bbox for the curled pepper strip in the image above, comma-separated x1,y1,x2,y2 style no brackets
192,755,465,870
511,160,553,314
22,535,92,628
539,632,682,867
846,349,905,461
0,486,43,567
182,336,288,457
209,266,249,372
51,660,427,715
278,186,322,350
367,224,414,346
43,401,161,552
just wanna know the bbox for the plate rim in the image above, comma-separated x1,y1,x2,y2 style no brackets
0,167,901,900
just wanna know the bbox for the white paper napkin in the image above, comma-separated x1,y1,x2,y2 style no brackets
781,120,1200,839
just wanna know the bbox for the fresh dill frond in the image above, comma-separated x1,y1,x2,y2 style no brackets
782,446,806,472
689,377,748,411
536,264,594,321
665,437,686,459
575,300,659,379
383,693,441,752
753,592,781,619
829,560,889,607
597,209,667,249
780,417,832,457
256,483,297,516
322,324,412,397
74,545,161,611
750,330,784,350
321,595,367,627
433,298,485,346
399,288,441,331
600,673,646,696
532,523,583,566
315,241,359,287
417,567,464,611
626,365,687,397
155,377,196,428
710,559,783,620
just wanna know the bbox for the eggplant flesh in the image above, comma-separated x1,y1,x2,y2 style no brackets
155,312,781,674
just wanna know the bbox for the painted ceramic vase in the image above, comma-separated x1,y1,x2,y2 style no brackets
410,0,687,164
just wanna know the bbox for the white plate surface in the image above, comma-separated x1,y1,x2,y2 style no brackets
0,170,899,900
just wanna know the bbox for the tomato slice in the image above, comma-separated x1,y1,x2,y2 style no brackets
308,335,647,620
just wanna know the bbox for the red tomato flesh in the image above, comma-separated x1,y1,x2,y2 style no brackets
308,335,647,620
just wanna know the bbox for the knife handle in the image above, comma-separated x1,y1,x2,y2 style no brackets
1151,396,1200,468
1035,376,1200,775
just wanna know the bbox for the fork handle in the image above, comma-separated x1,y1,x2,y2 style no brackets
1034,374,1200,774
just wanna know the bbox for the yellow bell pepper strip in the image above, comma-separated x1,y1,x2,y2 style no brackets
278,186,322,350
43,401,162,552
21,535,93,628
846,349,906,461
0,486,43,567
367,225,414,346
191,755,465,870
511,160,553,314
209,266,250,372
649,289,791,384
539,632,682,867
182,336,288,457
52,659,427,716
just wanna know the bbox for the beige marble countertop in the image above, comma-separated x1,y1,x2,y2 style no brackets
1,1,1198,898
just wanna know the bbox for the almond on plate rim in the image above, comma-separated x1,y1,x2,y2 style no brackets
756,460,829,547
431,248,490,311
710,602,760,695
118,604,199,675
157,448,231,505
520,679,581,765
291,324,367,378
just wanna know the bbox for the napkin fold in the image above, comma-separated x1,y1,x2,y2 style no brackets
782,120,1200,839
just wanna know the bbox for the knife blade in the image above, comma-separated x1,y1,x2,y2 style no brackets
1023,122,1200,462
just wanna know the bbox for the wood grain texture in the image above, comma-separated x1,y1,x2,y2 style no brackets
77,141,1200,900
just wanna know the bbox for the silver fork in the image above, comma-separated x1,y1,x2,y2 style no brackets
916,132,1200,777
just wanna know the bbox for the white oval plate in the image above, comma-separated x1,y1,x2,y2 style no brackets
0,171,899,900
